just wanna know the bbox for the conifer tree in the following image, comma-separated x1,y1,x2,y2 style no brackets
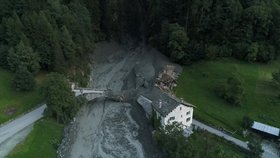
7,41,40,73
13,66,36,92
53,30,67,73
60,26,76,62
5,12,26,46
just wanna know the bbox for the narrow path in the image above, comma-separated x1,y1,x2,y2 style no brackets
193,119,279,158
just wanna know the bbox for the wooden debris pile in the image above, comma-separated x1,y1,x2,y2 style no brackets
155,65,179,92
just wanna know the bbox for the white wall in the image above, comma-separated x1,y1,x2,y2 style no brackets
162,104,193,128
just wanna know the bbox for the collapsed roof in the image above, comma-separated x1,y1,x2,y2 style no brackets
139,88,194,117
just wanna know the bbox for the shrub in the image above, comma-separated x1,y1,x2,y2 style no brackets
233,42,250,60
154,122,193,158
248,136,264,158
257,43,276,63
150,110,161,130
216,73,245,106
206,45,219,59
207,44,233,60
246,43,259,62
272,69,280,88
242,116,253,129
41,73,81,123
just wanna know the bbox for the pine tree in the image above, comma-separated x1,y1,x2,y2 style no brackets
21,11,55,70
0,44,9,68
60,26,76,62
64,1,94,54
0,0,12,18
13,66,36,92
5,12,26,46
53,30,67,73
7,41,40,73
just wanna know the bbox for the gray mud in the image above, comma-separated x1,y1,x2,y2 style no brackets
58,42,181,158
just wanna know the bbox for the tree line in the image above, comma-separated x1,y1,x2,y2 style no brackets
144,0,280,64
1,0,280,89
75,0,280,64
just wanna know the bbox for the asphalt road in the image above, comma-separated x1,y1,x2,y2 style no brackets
0,105,46,145
0,89,104,148
193,119,279,158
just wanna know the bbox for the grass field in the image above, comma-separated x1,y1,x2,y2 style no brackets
0,68,44,124
188,130,245,158
175,58,280,137
7,119,63,158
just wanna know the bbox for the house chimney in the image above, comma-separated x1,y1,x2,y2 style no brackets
159,100,162,108
180,98,184,103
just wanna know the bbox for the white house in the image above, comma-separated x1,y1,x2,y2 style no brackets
137,88,194,129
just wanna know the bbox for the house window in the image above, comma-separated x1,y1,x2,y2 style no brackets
186,117,191,122
180,107,182,110
186,111,190,116
169,116,175,121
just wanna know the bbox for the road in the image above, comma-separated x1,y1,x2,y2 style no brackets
0,88,105,146
193,119,279,158
0,105,46,145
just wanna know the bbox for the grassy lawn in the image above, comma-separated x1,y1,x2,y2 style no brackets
7,119,63,158
0,68,44,124
188,130,245,158
175,58,280,137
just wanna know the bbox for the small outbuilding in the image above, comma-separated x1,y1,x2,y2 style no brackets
251,121,280,137
137,95,153,118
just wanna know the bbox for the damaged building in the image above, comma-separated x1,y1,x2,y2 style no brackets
137,88,194,129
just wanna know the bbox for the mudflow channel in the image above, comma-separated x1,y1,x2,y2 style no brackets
59,42,181,158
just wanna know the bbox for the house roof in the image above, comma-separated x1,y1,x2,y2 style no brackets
251,121,280,137
143,88,194,117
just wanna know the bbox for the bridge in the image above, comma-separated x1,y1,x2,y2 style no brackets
0,87,107,148
73,88,105,96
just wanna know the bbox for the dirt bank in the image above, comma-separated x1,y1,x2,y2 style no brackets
58,42,182,158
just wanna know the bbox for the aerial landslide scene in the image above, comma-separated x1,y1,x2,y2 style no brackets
0,0,280,158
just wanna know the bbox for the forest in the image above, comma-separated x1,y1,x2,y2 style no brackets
0,0,102,86
145,0,280,64
0,0,280,84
